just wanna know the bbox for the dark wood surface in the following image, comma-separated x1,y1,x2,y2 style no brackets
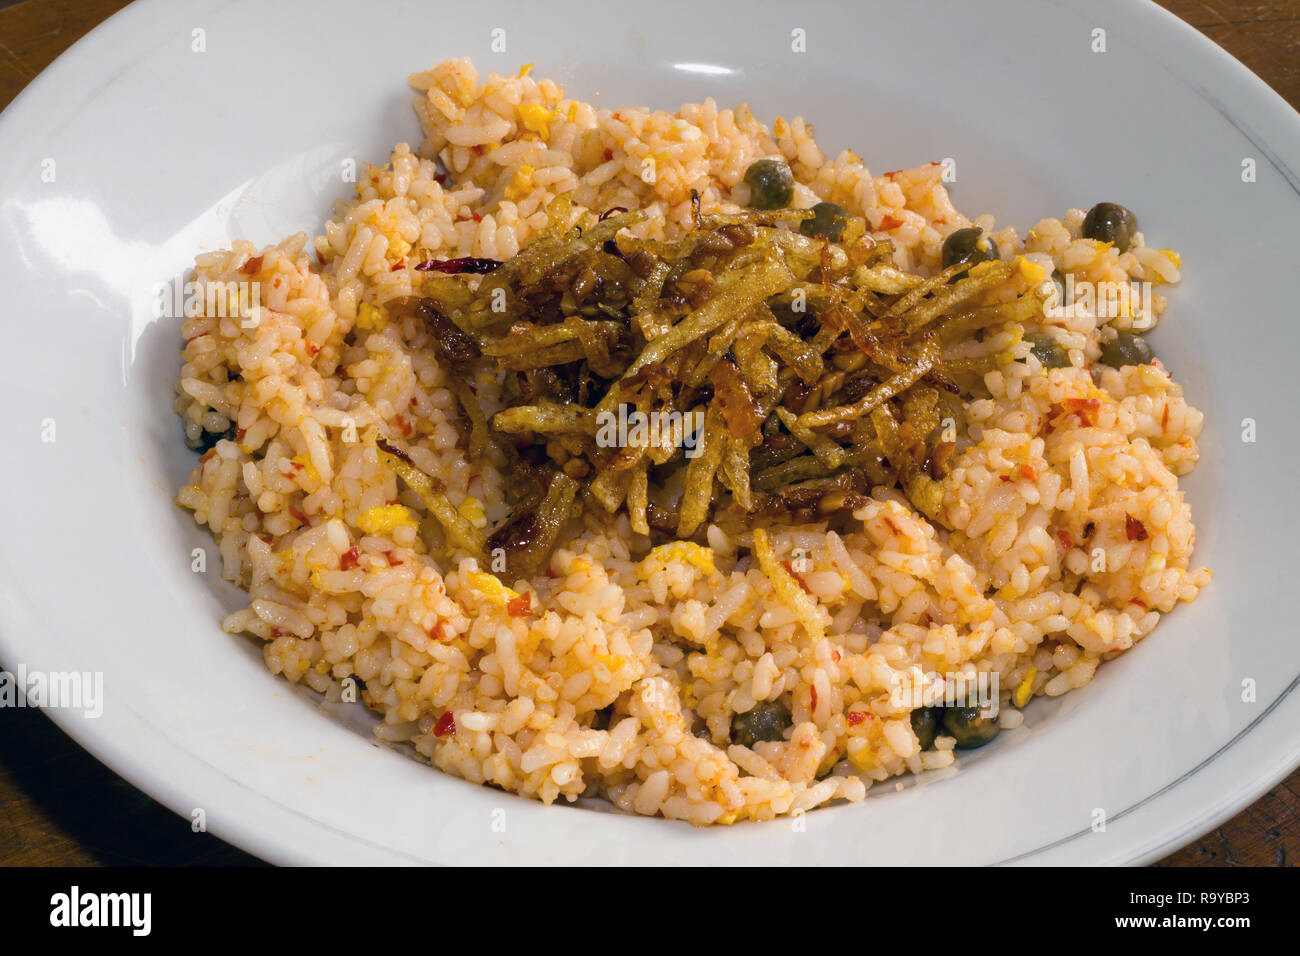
0,0,1296,867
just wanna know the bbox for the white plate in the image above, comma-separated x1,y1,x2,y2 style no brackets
1,0,1297,866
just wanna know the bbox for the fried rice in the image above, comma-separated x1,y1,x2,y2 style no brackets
173,58,1209,824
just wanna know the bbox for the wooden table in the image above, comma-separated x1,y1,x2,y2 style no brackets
1,0,1297,867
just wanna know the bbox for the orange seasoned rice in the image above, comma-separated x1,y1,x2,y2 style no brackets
174,59,1208,824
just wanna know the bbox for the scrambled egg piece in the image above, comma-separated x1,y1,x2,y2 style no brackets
1015,256,1046,284
458,496,487,529
638,541,716,577
848,745,879,773
356,504,417,535
517,105,552,138
355,302,386,331
362,206,411,262
1014,667,1037,708
465,570,519,603
505,163,536,201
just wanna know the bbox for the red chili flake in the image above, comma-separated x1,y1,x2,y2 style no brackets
427,622,450,641
847,710,866,726
240,255,263,275
506,592,533,618
1055,528,1075,550
287,460,304,473
1016,463,1038,482
433,171,449,187
998,475,1011,482
471,145,484,156
832,649,841,662
390,260,406,272
288,505,307,524
781,560,811,593
883,516,902,535
409,397,419,407
259,534,274,544
883,169,902,179
1125,514,1148,542
413,255,502,274
305,343,320,356
198,449,216,463
394,414,414,437
1129,598,1148,609
339,547,360,570
383,550,403,567
1064,397,1101,413
434,711,456,737
603,148,614,161
879,214,904,230
1151,357,1166,373
235,427,247,440
270,627,284,638
1062,397,1101,426
810,685,818,711
1161,404,1170,430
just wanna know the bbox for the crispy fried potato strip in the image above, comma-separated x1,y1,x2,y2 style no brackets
376,440,485,554
402,204,1043,566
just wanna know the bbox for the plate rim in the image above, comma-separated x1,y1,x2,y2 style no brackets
1,0,1298,866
